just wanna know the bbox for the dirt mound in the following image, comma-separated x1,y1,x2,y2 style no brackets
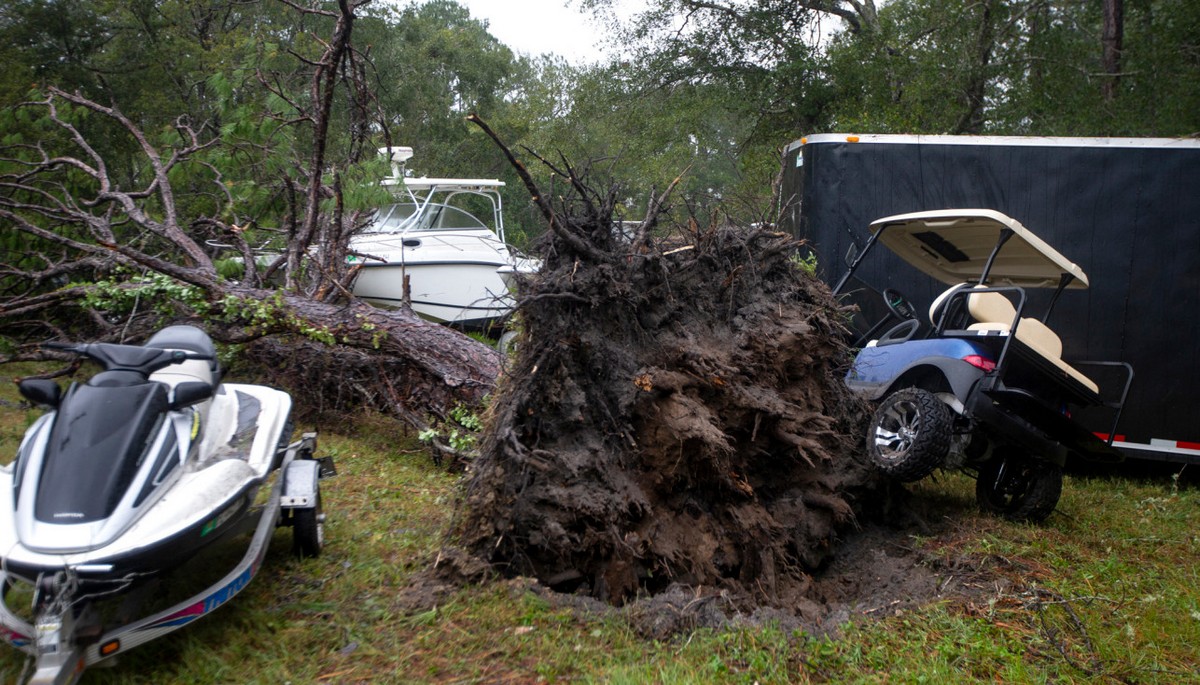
457,154,888,608
614,522,951,639
403,515,999,641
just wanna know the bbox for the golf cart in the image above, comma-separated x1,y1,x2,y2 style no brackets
836,209,1133,522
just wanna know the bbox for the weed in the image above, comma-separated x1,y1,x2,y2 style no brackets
790,251,819,276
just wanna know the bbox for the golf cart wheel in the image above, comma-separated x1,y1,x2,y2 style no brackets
867,387,953,482
975,452,1062,523
292,492,324,558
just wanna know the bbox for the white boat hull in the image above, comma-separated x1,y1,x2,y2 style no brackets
350,230,520,330
353,260,515,328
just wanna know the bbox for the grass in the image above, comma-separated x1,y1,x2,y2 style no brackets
0,365,1198,683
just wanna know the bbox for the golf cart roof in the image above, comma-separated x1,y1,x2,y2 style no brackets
869,209,1089,289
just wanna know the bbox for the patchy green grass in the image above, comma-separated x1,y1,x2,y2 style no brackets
0,365,1197,683
0,366,44,464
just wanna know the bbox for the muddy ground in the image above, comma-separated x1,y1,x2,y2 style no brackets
399,497,1013,641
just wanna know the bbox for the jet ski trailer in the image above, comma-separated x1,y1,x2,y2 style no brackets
0,326,334,684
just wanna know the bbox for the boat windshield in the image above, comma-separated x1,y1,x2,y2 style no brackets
366,203,489,233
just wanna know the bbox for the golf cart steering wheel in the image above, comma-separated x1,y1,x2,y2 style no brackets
883,288,916,321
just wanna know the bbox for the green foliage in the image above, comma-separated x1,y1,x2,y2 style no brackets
214,258,247,281
4,0,1199,349
82,271,209,318
77,270,337,345
824,0,1200,136
362,3,513,159
587,0,1200,146
791,251,819,276
418,402,483,453
214,291,335,345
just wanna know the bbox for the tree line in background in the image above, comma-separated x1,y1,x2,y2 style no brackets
0,0,1196,353
6,0,1194,225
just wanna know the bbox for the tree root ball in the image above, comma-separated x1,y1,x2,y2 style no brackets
460,210,882,608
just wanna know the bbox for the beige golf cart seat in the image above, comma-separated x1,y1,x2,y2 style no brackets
932,284,1099,393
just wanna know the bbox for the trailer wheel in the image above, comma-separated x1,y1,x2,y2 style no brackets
867,387,953,482
975,452,1062,523
292,492,324,558
496,330,518,356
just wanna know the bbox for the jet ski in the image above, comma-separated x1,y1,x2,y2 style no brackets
0,325,332,684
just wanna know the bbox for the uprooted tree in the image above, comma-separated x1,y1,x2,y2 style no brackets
0,1,499,426
458,128,885,608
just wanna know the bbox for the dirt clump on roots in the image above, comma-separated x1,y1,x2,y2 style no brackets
454,143,902,621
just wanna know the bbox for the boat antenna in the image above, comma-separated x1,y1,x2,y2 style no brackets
378,146,414,182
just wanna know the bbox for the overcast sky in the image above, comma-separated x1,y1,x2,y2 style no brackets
448,0,621,65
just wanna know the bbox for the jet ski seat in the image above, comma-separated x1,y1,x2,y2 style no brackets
145,325,217,358
145,325,220,386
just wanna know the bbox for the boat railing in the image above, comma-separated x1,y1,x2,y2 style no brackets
355,230,509,257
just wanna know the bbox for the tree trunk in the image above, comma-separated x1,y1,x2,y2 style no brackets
1102,0,1124,102
953,0,997,134
220,288,501,422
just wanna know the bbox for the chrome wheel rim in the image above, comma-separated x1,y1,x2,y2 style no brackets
873,399,922,461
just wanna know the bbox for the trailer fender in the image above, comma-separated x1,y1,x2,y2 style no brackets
280,459,320,509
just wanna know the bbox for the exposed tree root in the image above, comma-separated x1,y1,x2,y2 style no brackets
458,140,883,607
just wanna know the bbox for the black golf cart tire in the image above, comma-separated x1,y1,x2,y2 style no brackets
867,387,953,482
292,492,323,558
975,453,1063,523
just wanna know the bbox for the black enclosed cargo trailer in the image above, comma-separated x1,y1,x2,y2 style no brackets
780,133,1200,464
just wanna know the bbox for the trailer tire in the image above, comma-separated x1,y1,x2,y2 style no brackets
975,452,1062,523
867,387,953,482
292,492,324,558
497,330,519,356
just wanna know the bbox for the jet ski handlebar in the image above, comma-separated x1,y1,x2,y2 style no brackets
43,341,214,377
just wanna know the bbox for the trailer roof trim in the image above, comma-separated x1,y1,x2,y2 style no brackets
869,209,1089,289
784,133,1200,154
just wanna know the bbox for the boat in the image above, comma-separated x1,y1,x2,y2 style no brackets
349,147,535,332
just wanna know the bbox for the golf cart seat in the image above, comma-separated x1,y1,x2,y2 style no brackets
961,288,1100,393
928,283,971,328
